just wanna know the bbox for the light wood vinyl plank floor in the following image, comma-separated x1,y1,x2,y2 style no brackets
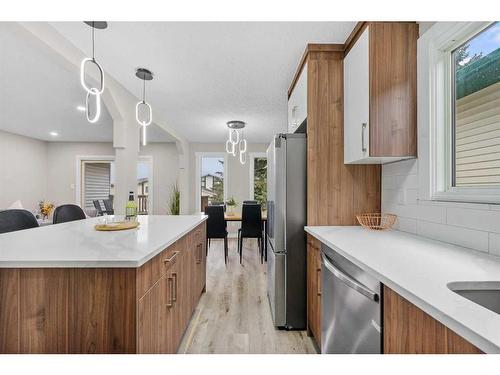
178,238,317,354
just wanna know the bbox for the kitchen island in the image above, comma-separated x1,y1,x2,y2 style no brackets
0,215,207,354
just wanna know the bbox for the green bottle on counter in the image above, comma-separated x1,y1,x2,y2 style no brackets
125,191,138,221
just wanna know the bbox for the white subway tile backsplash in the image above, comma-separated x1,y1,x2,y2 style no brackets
489,233,500,256
487,211,500,234
416,204,447,223
419,199,490,210
394,216,417,234
416,221,489,253
397,174,419,189
446,207,492,232
405,189,418,205
382,188,401,204
382,175,398,189
382,158,500,257
383,159,418,176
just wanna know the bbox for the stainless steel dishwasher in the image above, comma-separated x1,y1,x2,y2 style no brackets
321,244,382,354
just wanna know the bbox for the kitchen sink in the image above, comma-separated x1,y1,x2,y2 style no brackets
448,282,500,315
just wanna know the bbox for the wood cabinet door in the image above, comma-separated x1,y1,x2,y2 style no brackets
314,244,322,344
159,273,174,353
306,236,321,344
201,223,207,292
169,258,183,351
306,240,316,335
137,280,161,354
196,241,205,296
180,249,191,331
186,236,195,315
383,286,482,354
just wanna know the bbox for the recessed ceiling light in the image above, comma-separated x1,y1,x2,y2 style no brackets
76,105,85,112
50,131,59,137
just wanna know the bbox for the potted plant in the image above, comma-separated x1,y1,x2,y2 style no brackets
168,183,180,215
226,197,238,216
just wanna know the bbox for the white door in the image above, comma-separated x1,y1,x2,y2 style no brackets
344,27,370,164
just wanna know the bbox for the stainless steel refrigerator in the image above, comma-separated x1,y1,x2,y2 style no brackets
266,133,307,329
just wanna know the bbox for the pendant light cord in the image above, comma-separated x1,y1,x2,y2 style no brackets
91,22,95,60
142,78,146,103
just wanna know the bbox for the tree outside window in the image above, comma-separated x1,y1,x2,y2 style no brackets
253,157,267,209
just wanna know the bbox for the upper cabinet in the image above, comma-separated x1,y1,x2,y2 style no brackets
288,62,308,133
344,23,418,164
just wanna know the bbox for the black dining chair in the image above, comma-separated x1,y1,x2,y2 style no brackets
53,204,86,224
205,205,228,265
238,203,264,265
93,200,104,216
211,202,226,212
243,200,258,205
0,209,39,234
242,201,266,260
103,199,114,215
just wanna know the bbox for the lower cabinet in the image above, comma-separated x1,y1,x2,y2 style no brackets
305,237,483,355
306,234,322,348
137,222,207,354
383,285,482,354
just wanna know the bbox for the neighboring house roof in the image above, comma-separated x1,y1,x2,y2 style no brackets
201,187,217,197
138,177,149,184
456,48,500,99
201,173,222,180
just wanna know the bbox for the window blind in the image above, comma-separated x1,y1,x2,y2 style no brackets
455,81,500,186
83,162,111,209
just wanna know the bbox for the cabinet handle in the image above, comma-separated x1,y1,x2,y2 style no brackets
316,268,322,296
361,122,367,153
172,272,178,302
196,243,202,264
164,251,179,264
166,277,173,308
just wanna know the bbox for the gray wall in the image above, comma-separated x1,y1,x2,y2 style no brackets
0,130,179,215
140,143,179,215
46,142,114,207
0,130,48,210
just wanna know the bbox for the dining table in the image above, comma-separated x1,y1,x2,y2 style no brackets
225,212,268,261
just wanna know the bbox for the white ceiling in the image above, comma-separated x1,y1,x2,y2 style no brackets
0,22,174,143
49,22,356,143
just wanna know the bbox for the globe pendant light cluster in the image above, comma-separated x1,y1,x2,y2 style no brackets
225,121,247,165
135,68,154,146
80,21,107,123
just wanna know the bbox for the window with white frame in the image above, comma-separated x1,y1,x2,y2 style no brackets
426,22,500,204
451,22,500,188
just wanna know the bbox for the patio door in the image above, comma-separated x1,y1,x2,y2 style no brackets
81,161,113,213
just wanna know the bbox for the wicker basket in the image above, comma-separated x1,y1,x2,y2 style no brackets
356,213,397,230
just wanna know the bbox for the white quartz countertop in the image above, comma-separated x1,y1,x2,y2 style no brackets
0,215,207,268
305,226,500,353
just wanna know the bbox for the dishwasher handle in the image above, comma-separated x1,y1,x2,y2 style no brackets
321,253,379,302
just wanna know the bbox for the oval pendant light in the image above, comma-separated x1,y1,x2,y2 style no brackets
135,68,154,146
80,21,107,124
226,121,247,164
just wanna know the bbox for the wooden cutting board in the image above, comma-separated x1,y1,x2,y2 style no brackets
94,221,140,231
